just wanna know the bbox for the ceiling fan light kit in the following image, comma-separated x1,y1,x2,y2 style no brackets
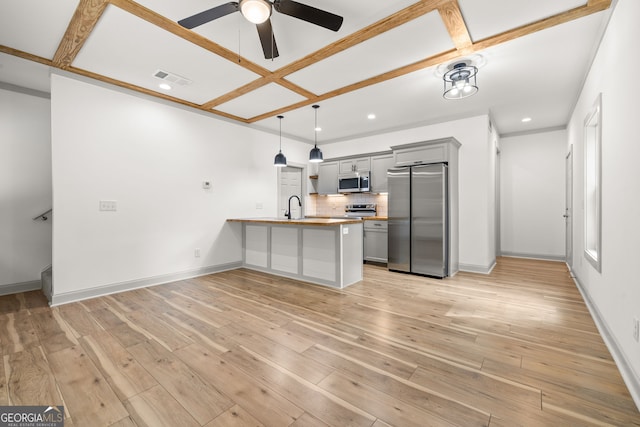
240,0,272,24
274,115,287,167
443,61,479,100
309,105,324,163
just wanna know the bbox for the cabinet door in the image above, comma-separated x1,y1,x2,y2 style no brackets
394,143,447,166
354,157,371,172
364,226,388,262
317,161,339,194
339,157,371,174
339,160,355,174
370,154,395,193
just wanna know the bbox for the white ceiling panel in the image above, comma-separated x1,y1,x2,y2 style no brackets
0,53,51,93
458,0,587,41
134,0,418,70
215,83,306,119
72,5,260,105
286,12,454,95
0,0,80,59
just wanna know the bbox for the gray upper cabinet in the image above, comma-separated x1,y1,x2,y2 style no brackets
370,153,395,193
317,161,339,195
339,157,370,174
392,137,461,166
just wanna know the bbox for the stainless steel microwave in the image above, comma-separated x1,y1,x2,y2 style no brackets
338,172,370,193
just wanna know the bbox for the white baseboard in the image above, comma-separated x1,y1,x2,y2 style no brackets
50,261,242,306
458,259,496,274
0,280,42,296
569,265,640,411
501,251,566,262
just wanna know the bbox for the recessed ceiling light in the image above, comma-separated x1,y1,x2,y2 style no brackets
521,117,532,123
315,127,322,132
367,113,376,120
159,82,172,91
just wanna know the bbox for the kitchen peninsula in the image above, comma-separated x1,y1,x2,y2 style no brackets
227,217,363,288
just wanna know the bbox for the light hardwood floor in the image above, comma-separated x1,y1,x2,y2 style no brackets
1,257,639,426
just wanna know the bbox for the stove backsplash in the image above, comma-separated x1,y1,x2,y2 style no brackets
310,193,388,217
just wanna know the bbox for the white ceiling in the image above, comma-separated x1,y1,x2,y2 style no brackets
0,0,613,143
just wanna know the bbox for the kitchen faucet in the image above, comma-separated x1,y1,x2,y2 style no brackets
285,195,302,220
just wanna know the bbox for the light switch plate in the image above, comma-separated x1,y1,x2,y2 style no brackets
99,200,117,211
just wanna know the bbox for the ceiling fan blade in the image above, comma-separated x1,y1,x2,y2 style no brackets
274,0,343,32
256,19,279,59
178,2,239,29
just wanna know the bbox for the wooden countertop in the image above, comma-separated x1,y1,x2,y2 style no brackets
305,215,388,221
227,217,363,226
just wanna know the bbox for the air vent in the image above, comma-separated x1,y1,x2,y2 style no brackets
152,69,192,86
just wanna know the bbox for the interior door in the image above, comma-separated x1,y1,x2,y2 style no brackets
279,166,303,218
565,146,573,267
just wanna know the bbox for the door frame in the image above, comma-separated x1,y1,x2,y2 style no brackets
565,145,573,267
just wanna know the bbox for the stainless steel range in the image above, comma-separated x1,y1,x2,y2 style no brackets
344,204,377,218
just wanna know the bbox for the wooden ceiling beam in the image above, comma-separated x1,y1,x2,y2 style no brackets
109,0,271,78
0,46,53,67
247,49,463,123
201,76,316,110
270,0,449,80
65,65,251,122
52,0,109,69
438,0,472,50
471,1,612,53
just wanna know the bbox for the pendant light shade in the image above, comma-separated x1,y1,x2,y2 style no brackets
274,115,287,167
309,105,324,163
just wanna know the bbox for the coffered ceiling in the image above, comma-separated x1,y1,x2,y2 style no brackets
0,0,612,143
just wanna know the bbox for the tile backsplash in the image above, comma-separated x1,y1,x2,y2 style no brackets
309,193,388,217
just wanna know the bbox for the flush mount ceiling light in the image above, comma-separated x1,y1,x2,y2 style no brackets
274,115,287,167
443,61,479,100
309,105,324,163
239,0,272,24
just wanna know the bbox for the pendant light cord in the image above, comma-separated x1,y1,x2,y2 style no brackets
279,115,283,151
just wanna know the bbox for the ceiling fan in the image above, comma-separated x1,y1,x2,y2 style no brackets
178,0,344,59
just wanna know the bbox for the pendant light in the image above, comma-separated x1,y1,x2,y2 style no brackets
309,105,324,163
274,115,287,167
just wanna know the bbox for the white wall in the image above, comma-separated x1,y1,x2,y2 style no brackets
567,0,640,406
500,130,566,259
319,114,496,273
0,87,52,292
50,73,311,303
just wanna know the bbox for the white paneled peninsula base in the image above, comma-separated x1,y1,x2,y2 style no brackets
227,218,363,289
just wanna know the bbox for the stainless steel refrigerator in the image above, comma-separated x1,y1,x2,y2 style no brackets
388,163,449,278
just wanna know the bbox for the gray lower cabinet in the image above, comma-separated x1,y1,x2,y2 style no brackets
364,220,388,263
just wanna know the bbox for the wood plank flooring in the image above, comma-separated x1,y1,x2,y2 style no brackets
1,257,639,426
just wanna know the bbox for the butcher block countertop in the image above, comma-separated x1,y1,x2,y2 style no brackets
304,216,388,221
227,217,363,226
